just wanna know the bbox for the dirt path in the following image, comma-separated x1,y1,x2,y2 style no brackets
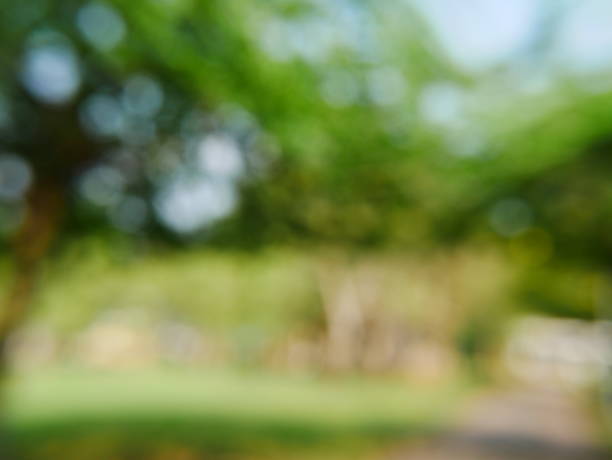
388,386,609,460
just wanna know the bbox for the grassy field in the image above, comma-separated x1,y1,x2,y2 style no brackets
1,369,468,459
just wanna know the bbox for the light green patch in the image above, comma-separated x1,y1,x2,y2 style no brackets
2,369,469,459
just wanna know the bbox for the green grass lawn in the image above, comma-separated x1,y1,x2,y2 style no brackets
1,369,468,459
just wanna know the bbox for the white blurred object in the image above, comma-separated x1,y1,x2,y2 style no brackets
504,315,612,387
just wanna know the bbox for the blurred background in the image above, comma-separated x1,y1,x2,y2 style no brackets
0,0,611,458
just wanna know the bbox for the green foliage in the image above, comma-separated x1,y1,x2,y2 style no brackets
38,244,322,336
2,0,612,316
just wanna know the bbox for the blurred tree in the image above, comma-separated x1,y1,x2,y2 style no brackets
0,0,455,346
2,0,612,354
0,0,265,345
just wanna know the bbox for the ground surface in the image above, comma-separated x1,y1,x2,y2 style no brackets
4,371,609,459
389,385,610,460
1,369,465,460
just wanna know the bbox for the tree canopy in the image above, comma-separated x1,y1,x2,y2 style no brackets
1,0,612,320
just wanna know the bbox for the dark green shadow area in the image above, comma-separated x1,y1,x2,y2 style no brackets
5,413,436,459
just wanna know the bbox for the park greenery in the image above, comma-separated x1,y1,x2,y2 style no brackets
0,0,611,458
2,369,467,459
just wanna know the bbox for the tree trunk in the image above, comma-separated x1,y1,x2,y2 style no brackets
0,182,65,365
0,181,64,460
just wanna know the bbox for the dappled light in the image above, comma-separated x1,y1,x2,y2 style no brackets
0,1,611,459
21,42,81,105
76,1,126,52
0,154,32,201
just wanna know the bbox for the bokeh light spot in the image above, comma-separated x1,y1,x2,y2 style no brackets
80,94,126,138
197,135,244,180
79,166,125,207
489,198,533,237
76,2,126,51
122,74,164,118
21,43,80,105
154,177,237,234
418,82,466,126
0,154,33,201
